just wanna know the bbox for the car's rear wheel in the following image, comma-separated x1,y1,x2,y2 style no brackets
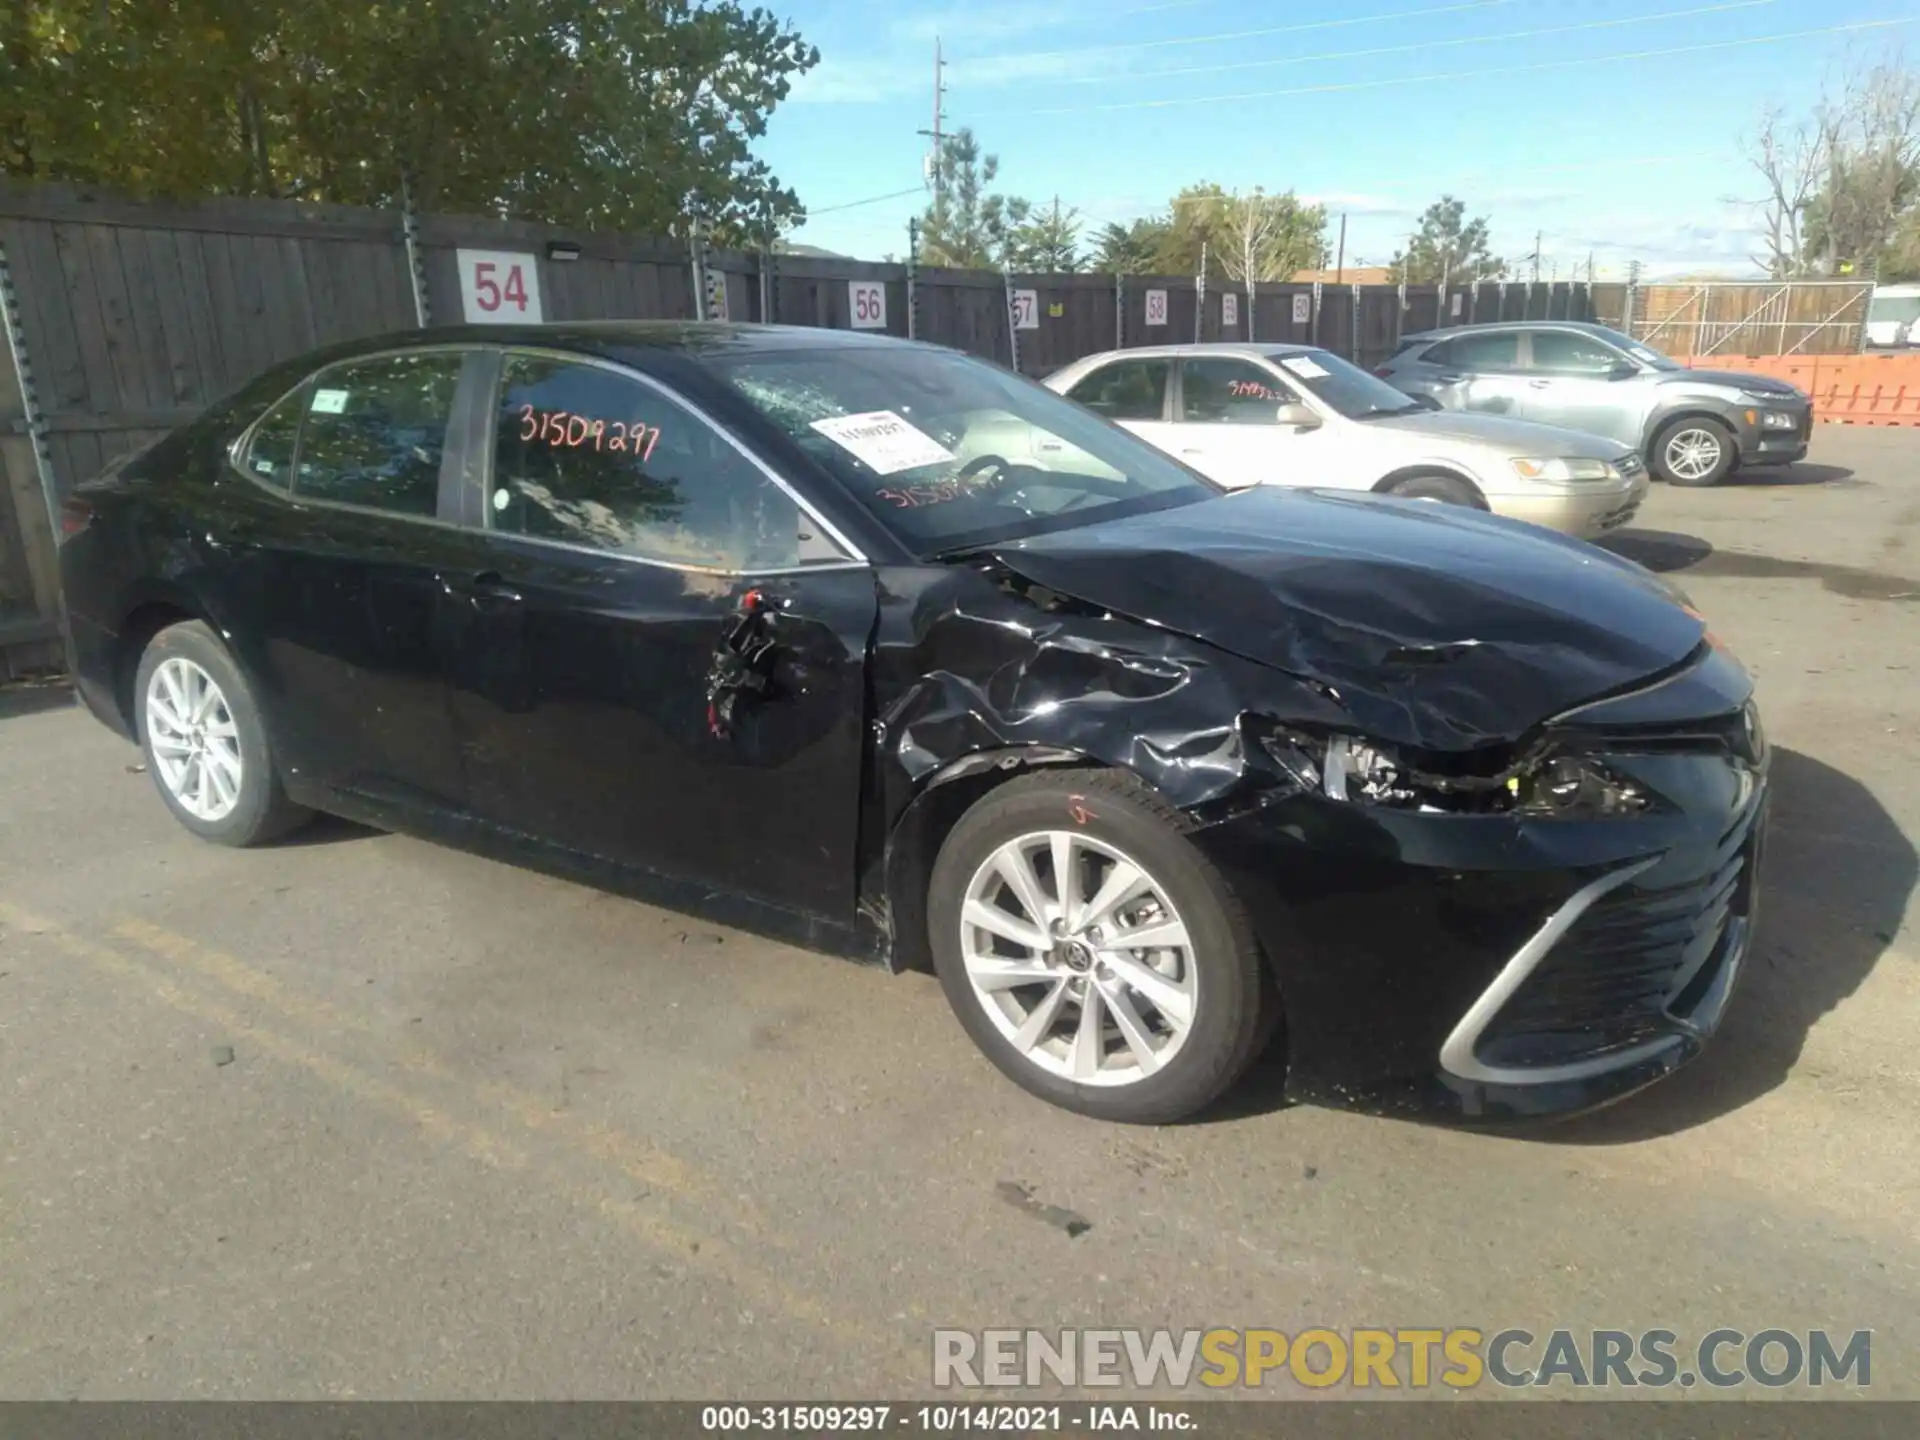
1383,471,1481,506
135,621,311,847
1652,417,1736,486
927,771,1271,1124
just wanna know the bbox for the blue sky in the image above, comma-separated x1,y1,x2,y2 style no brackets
755,0,1916,277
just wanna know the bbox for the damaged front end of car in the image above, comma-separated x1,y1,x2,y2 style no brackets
855,528,1768,1123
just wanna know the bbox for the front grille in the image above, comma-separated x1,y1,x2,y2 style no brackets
1475,806,1760,1070
1615,452,1645,478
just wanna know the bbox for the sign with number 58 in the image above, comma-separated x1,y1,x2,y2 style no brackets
458,250,544,324
1144,289,1169,327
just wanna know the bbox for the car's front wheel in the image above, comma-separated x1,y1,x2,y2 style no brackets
928,771,1271,1123
1383,471,1481,506
1652,417,1736,486
135,620,311,847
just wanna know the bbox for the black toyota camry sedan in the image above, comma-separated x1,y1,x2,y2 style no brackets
56,322,1768,1125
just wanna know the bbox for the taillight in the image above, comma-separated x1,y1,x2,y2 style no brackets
58,497,95,537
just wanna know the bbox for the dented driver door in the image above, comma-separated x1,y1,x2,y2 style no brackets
437,349,880,924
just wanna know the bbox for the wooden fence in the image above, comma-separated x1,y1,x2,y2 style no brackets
0,179,1596,663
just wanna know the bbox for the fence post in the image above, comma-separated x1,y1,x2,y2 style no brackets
1350,283,1361,360
758,230,777,326
1114,274,1125,349
0,234,60,533
1311,280,1323,346
1194,242,1207,344
690,216,712,322
1393,279,1406,352
1003,268,1021,372
399,173,431,328
1246,281,1256,343
906,218,919,342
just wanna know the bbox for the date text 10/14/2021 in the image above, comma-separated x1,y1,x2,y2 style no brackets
700,1405,1196,1432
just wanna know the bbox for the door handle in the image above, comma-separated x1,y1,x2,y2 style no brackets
1436,373,1465,383
1527,379,1552,389
1180,447,1204,456
442,570,524,608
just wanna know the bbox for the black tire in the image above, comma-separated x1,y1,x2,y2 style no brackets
927,770,1272,1124
1383,471,1482,506
134,620,311,847
1650,416,1736,487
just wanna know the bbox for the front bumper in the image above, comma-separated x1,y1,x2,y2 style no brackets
1730,400,1813,467
1489,470,1650,539
1190,655,1768,1123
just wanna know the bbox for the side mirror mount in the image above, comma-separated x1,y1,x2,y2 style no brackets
1608,359,1640,380
1412,393,1442,411
1276,402,1321,430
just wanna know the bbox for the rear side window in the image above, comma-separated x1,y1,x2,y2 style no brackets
490,354,834,571
242,385,306,491
1434,331,1521,370
1067,358,1170,421
294,352,463,517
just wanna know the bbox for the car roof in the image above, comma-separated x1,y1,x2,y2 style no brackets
1399,319,1621,342
1063,342,1327,364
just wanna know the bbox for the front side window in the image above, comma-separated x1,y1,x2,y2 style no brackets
1527,330,1625,375
710,345,1215,555
1442,331,1522,370
1180,358,1294,424
491,355,838,570
1259,348,1426,420
242,384,306,491
1066,359,1170,421
294,352,463,516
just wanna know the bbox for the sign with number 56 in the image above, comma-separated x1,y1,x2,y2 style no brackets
849,280,887,330
458,250,544,324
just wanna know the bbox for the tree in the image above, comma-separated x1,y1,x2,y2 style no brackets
0,0,819,240
1742,50,1920,278
1005,197,1082,272
1090,218,1168,275
1214,189,1328,287
1391,196,1503,284
918,127,1031,269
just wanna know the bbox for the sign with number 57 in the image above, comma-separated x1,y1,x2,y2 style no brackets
1010,289,1039,330
458,249,544,324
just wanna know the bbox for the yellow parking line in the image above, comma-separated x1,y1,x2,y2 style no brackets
1,902,905,1353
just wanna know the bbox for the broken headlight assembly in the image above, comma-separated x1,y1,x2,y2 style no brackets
1260,729,1653,818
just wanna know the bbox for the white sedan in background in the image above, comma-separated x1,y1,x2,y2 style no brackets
1037,343,1649,538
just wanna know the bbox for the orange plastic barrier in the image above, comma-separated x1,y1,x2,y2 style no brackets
1685,353,1920,426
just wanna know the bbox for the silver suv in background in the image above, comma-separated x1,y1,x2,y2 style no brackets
1375,322,1812,487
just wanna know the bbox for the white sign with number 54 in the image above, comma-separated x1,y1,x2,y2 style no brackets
849,280,887,330
458,250,544,324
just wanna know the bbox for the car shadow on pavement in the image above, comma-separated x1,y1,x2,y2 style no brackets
0,673,77,721
1534,745,1915,1143
1603,528,1714,572
1604,529,1920,601
1728,460,1857,487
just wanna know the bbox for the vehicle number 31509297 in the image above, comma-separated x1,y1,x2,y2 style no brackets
518,406,662,460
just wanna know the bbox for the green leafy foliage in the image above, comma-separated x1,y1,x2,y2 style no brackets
1390,196,1503,285
0,0,818,240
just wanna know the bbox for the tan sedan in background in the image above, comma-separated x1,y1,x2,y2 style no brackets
1040,343,1648,539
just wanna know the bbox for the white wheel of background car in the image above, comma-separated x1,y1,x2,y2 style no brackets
958,829,1197,1087
1663,427,1723,483
145,656,244,823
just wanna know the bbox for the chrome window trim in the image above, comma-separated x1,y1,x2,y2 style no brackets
485,345,871,576
1437,856,1687,1087
224,344,478,522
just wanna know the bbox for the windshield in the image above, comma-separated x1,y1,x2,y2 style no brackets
1583,325,1681,370
1265,348,1425,419
710,346,1217,554
1868,296,1920,326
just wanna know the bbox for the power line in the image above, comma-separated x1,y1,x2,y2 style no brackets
1053,0,1776,88
806,186,927,217
964,0,1533,67
971,18,1914,118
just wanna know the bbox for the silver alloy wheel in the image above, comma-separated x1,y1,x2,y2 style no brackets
959,830,1198,1087
1664,426,1723,482
145,657,244,823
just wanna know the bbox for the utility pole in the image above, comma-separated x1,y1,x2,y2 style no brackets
1530,230,1542,284
1333,213,1347,285
915,39,948,214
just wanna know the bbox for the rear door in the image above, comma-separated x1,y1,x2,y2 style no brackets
1516,329,1638,444
1060,357,1176,454
220,348,479,811
1420,330,1530,418
435,349,879,923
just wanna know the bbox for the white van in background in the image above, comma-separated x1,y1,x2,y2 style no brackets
1865,283,1920,348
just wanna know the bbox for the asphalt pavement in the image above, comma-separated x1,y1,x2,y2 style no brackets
2,426,1916,1401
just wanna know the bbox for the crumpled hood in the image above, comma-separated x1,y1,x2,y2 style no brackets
991,487,1707,751
1664,367,1804,398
